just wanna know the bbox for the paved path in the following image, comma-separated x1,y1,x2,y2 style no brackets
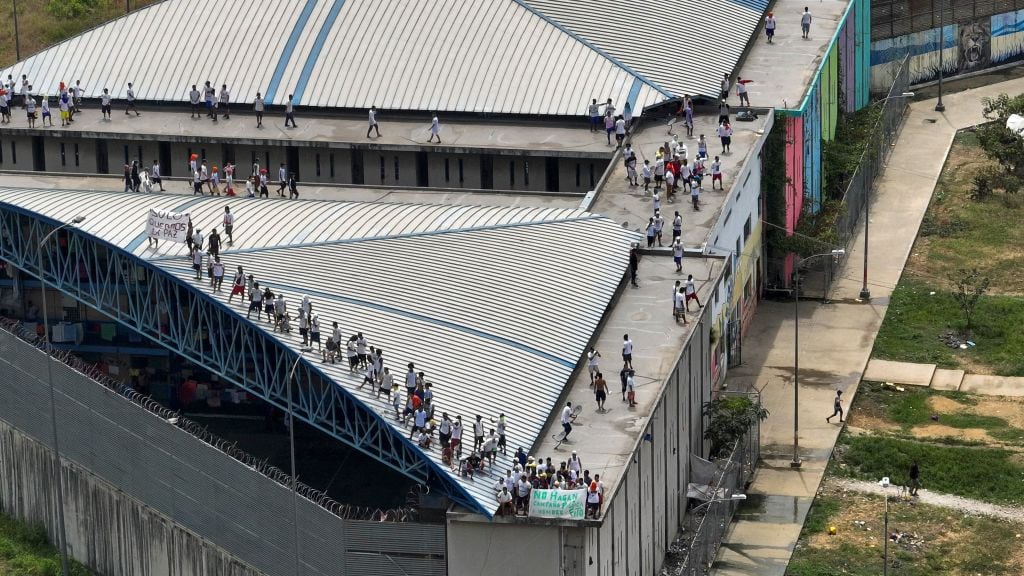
864,358,1024,396
833,478,1024,524
711,76,1024,575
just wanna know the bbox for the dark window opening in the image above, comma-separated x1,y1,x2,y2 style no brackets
379,156,386,182
394,156,400,181
74,143,80,167
444,159,450,182
315,154,321,177
524,161,530,187
509,161,515,187
60,143,66,167
329,153,335,178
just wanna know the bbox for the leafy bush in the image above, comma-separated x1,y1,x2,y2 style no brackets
46,0,108,19
703,395,768,459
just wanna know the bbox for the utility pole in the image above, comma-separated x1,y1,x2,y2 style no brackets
13,0,21,61
934,0,945,112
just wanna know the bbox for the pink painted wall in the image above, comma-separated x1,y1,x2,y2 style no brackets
783,115,804,281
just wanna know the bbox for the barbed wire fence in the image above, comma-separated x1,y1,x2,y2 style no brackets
0,316,423,523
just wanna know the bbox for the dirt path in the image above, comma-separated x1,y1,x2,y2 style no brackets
832,478,1024,524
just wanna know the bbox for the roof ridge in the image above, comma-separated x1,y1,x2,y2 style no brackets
509,0,673,98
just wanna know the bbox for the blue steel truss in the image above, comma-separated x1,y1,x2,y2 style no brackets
0,204,486,516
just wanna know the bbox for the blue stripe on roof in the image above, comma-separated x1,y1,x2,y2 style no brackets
625,77,643,112
265,0,320,103
126,197,207,253
510,0,673,98
293,0,348,105
725,0,769,12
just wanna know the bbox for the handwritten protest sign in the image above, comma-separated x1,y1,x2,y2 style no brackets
146,209,190,243
528,489,586,520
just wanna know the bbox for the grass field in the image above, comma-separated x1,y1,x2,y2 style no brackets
790,383,1024,575
872,129,1024,376
1,0,161,68
788,491,1024,576
0,513,90,576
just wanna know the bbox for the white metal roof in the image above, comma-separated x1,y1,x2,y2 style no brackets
521,0,771,99
0,188,637,513
0,0,668,116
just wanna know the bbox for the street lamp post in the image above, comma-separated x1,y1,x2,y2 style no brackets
791,249,845,468
37,216,85,576
13,0,21,60
286,348,311,576
860,92,915,301
879,477,892,576
934,0,946,113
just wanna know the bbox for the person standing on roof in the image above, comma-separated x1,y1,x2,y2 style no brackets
427,113,441,143
603,112,615,146
367,105,381,137
203,81,216,121
720,74,730,101
191,243,204,281
189,85,201,117
219,84,230,119
310,313,321,350
560,402,574,440
211,257,225,293
615,115,627,148
72,80,83,114
247,281,262,318
736,78,753,107
622,334,634,369
765,12,777,43
100,88,112,119
253,92,264,128
685,274,702,310
207,228,221,258
284,94,297,128
588,99,601,133
228,266,245,303
125,82,140,116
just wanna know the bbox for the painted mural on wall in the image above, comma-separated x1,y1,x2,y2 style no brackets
871,9,1024,92
959,19,991,73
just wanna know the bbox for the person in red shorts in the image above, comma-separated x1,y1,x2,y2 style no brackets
228,266,246,303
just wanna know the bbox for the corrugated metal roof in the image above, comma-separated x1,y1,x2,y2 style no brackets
521,0,771,99
0,188,638,514
0,0,667,116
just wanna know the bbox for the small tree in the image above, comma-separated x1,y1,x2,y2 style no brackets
703,395,769,459
949,268,990,334
977,93,1024,181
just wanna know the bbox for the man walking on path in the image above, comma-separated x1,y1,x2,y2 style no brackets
909,461,921,496
367,105,381,137
428,113,441,143
801,7,813,39
622,334,634,370
223,206,235,245
685,274,702,310
826,390,844,423
594,372,608,411
125,83,140,116
629,245,640,288
560,402,574,440
284,94,297,128
718,122,733,154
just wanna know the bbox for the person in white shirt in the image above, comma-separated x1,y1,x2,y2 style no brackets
219,84,230,119
515,475,532,515
428,113,441,143
367,105,381,137
39,94,51,126
72,80,83,112
100,88,112,119
222,206,235,245
653,210,665,247
622,334,633,369
150,160,165,191
711,156,723,189
765,12,777,43
277,163,288,197
664,170,675,200
253,92,264,128
672,211,683,244
24,95,36,127
587,347,601,385
377,367,393,400
625,370,637,407
685,274,702,310
560,402,574,439
211,257,225,292
495,413,507,455
654,157,665,189
191,246,204,280
801,7,813,39
614,116,626,147
284,94,297,127
717,122,733,154
720,73,731,101
125,82,140,116
189,85,201,117
641,160,652,193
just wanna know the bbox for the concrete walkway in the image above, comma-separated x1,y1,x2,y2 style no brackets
711,76,1024,575
863,358,1024,396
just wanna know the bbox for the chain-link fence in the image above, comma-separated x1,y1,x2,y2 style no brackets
814,55,911,299
674,391,761,575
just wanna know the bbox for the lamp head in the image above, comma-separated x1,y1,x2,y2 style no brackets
71,216,86,224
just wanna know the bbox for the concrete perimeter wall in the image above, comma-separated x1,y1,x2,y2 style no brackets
0,326,447,576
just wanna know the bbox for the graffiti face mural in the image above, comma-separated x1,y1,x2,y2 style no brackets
959,20,991,73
